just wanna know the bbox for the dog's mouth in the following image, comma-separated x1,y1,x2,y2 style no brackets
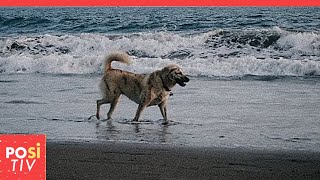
176,76,189,87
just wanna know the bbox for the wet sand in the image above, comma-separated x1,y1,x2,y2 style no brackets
47,141,320,179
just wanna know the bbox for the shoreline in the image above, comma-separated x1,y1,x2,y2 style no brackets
47,141,320,179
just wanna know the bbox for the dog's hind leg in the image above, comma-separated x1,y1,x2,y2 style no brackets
96,98,110,119
107,96,120,120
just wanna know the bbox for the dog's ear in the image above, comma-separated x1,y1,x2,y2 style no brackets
162,66,177,80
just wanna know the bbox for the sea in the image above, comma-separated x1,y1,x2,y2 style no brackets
0,7,319,151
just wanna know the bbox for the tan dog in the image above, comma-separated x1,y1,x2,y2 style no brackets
96,52,189,124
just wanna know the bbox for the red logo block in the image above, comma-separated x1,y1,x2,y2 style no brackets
0,134,46,180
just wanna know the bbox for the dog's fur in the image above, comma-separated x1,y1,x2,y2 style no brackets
96,52,189,124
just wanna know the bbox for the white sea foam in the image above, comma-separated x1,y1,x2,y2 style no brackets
0,29,319,77
277,31,320,55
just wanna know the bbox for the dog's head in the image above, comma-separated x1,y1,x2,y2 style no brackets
162,65,189,87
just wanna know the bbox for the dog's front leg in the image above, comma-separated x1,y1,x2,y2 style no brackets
158,102,168,124
133,104,146,121
133,99,151,121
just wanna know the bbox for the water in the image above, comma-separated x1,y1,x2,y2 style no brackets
1,7,320,77
0,7,320,151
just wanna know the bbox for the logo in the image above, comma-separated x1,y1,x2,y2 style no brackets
0,134,46,180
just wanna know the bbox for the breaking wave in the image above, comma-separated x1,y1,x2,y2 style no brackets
0,28,320,78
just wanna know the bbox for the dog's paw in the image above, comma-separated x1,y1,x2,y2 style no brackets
160,119,181,126
88,115,102,121
88,115,96,120
162,120,169,125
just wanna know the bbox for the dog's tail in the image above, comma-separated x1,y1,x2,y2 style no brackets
104,52,132,73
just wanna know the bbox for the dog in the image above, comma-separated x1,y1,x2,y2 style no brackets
96,52,189,124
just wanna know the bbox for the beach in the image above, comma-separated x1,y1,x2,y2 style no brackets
47,141,320,179
1,71,320,180
1,7,320,179
2,74,320,179
1,74,319,151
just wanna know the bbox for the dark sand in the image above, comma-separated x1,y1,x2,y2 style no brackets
47,141,320,180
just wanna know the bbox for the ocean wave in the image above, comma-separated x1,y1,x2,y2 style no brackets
0,29,319,78
0,16,52,28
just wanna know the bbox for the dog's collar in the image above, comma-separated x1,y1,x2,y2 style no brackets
160,76,171,92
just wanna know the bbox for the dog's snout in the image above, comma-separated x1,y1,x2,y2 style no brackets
184,76,190,82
